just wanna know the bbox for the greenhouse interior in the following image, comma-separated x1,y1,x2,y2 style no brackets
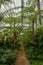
0,0,43,65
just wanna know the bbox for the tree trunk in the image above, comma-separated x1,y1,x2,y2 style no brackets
32,19,35,46
36,17,37,28
0,3,1,9
11,31,18,51
37,0,41,25
11,32,15,51
2,36,4,47
11,22,18,51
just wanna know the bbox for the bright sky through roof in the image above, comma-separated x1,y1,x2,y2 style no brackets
0,0,43,13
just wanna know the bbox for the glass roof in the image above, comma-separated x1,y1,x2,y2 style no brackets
0,0,43,13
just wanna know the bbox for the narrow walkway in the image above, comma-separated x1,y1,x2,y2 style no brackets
14,43,30,65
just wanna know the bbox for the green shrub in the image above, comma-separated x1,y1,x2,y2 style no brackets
24,25,43,61
0,48,18,65
7,50,18,65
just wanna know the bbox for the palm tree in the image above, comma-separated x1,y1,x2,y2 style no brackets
3,15,21,50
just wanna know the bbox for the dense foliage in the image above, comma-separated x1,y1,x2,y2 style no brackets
24,25,43,65
0,0,43,65
0,34,20,65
